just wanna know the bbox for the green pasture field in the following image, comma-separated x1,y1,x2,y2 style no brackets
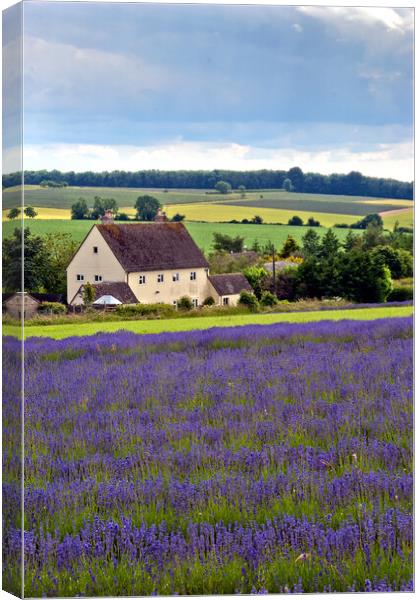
2,218,361,251
4,305,413,340
185,222,360,252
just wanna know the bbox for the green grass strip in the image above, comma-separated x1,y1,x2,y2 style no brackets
4,306,413,340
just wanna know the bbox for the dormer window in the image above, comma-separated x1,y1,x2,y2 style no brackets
93,246,98,253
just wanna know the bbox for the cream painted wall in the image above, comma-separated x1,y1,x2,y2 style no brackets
66,226,127,303
207,282,241,307
219,294,241,306
128,267,212,305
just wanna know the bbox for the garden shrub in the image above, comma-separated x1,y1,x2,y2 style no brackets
387,286,413,302
260,291,278,307
39,301,67,314
177,296,194,311
115,303,174,317
238,290,259,311
203,296,215,306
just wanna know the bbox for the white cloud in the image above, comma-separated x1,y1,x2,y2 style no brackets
13,140,413,181
292,23,303,33
297,6,412,33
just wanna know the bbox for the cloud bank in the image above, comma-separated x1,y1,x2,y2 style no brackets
5,140,412,181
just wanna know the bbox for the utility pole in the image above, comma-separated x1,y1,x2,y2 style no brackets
270,241,276,295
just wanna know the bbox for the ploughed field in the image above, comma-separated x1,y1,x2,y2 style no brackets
2,185,413,213
3,317,413,595
3,186,413,231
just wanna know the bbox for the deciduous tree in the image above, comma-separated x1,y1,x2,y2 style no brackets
7,208,20,220
2,228,50,292
212,232,244,253
214,180,232,194
24,206,37,218
135,195,161,221
71,198,90,220
288,215,304,226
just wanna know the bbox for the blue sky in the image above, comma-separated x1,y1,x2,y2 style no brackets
3,2,414,179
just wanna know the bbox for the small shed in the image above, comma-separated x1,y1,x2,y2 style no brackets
3,292,40,320
208,273,253,306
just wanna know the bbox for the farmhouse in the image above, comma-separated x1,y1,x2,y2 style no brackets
67,221,251,307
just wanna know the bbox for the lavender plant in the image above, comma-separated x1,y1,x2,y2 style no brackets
3,317,413,595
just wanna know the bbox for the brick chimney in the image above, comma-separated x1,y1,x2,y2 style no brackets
154,207,168,222
101,209,114,224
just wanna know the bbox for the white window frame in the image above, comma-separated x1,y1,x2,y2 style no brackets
192,298,198,307
172,273,180,282
76,274,84,281
139,275,146,284
190,271,197,281
94,275,103,282
223,297,230,306
157,273,164,283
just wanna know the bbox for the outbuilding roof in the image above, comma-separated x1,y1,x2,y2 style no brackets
96,222,209,272
208,273,253,296
3,292,41,305
264,260,299,273
76,282,138,305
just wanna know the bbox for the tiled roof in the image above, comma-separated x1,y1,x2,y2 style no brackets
208,273,253,296
96,223,209,272
264,261,299,273
85,282,138,304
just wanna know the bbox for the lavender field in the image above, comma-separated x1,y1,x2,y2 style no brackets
3,317,413,596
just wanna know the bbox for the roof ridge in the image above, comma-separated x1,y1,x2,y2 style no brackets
95,221,208,272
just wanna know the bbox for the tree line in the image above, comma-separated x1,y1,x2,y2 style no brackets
3,167,413,200
209,224,413,304
3,229,78,296
71,195,184,222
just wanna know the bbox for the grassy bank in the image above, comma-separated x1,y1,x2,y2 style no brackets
5,305,413,339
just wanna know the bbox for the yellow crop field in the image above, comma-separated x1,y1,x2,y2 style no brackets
2,202,412,231
2,206,137,221
165,203,358,227
362,198,413,207
381,207,413,229
2,207,72,221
